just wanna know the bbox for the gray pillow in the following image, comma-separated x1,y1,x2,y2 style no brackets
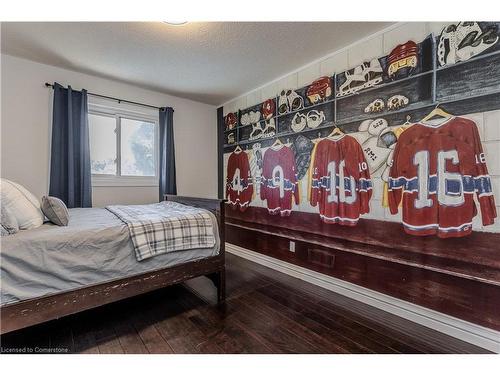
41,196,69,226
1,204,19,236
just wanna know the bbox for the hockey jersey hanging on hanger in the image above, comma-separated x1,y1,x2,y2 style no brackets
310,134,372,225
226,148,253,212
388,116,497,238
260,144,300,216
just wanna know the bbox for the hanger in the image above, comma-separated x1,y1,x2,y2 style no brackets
422,103,453,122
312,131,322,143
271,138,284,149
234,145,242,153
403,115,412,126
328,125,344,138
272,138,283,147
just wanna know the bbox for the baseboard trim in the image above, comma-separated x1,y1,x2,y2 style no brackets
226,243,500,353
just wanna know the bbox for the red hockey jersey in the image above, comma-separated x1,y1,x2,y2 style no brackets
226,150,253,212
388,116,497,238
260,145,299,216
310,134,372,225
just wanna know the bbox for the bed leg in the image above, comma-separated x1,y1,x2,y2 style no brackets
208,269,226,304
217,268,226,304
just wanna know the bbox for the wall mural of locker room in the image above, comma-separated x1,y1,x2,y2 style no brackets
222,21,500,239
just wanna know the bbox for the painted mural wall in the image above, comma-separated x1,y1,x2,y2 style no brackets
222,22,500,235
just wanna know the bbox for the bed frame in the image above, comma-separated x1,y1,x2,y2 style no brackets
0,195,226,335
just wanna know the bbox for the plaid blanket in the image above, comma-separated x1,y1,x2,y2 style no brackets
106,201,216,261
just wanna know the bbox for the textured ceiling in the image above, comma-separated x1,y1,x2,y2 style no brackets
1,22,394,105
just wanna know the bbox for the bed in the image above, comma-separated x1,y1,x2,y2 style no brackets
0,195,226,334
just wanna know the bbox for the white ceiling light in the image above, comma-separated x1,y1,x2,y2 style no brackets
163,21,188,26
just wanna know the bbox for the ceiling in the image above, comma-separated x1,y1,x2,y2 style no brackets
1,22,394,105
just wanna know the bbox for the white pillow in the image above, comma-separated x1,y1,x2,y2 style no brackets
1,204,19,236
0,178,44,230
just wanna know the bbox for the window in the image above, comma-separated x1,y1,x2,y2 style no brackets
120,118,156,177
89,113,117,175
88,106,158,186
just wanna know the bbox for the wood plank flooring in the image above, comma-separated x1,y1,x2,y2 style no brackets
0,254,490,354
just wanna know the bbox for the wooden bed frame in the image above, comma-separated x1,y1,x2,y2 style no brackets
0,195,226,335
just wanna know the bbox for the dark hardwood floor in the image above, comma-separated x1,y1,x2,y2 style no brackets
0,253,490,354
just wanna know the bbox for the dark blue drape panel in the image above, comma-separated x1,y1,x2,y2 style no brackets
159,107,176,201
49,82,92,208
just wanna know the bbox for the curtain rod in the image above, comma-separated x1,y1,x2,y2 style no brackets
44,83,166,111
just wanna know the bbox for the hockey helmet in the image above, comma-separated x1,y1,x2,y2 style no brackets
387,40,419,79
306,76,332,104
225,112,237,130
261,99,275,120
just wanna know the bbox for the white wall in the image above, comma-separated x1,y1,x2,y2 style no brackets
0,54,218,206
222,22,500,233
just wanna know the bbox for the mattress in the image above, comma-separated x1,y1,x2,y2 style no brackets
0,207,220,306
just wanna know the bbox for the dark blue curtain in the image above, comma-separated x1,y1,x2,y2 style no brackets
49,82,92,208
159,107,176,201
